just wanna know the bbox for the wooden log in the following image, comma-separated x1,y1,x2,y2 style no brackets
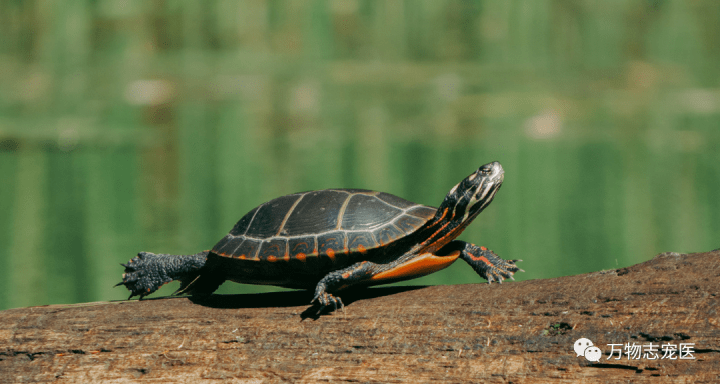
1,250,718,383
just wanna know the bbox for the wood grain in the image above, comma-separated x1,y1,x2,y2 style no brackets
1,250,719,383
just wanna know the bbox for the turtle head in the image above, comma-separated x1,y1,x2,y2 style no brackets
418,161,504,252
439,161,504,224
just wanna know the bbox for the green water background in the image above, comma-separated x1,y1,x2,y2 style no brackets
1,0,719,310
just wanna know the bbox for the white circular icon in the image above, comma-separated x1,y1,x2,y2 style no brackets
584,346,602,362
574,338,594,357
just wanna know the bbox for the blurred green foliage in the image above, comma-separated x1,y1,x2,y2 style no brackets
1,0,719,310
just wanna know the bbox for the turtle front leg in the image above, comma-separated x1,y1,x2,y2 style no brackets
444,241,523,283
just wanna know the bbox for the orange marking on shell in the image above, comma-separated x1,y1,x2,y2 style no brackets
370,251,460,283
382,234,396,245
357,244,367,254
238,254,246,260
326,248,336,261
267,255,277,262
296,252,307,262
283,253,290,262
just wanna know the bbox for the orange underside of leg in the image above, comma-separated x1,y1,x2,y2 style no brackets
369,251,461,283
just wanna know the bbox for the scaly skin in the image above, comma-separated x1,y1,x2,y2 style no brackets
117,251,209,299
310,241,522,311
453,242,523,283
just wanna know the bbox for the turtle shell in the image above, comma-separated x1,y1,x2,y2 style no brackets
209,189,437,287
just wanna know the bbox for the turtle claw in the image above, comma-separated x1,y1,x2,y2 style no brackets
115,252,168,299
507,259,525,273
311,291,345,313
459,245,523,285
508,260,525,273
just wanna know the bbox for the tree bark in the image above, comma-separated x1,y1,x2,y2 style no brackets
1,250,718,383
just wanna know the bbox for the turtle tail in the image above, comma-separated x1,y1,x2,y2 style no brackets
116,251,209,299
171,268,225,299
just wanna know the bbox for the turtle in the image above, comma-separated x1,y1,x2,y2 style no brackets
118,161,522,311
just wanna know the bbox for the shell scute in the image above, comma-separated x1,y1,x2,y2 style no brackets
340,194,403,231
288,237,315,259
283,191,347,236
376,192,417,209
229,206,258,236
395,214,428,233
406,206,436,220
258,238,287,261
234,239,261,259
245,194,301,239
375,224,405,246
214,234,238,255
317,231,346,258
347,232,377,253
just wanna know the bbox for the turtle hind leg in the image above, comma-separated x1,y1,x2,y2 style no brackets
117,251,209,299
448,241,523,283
